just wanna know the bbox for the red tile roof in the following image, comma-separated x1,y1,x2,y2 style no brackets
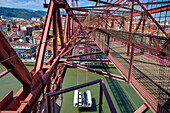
12,36,20,39
36,40,40,44
4,27,9,29
32,30,43,33
25,25,32,28
47,46,52,50
33,36,41,39
10,42,34,46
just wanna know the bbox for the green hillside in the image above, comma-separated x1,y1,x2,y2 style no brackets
0,7,46,19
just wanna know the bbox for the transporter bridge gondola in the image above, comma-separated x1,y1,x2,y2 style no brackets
73,90,92,107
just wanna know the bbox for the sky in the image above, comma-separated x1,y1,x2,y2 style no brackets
0,0,95,11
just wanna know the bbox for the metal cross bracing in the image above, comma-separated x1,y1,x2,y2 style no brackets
0,0,169,113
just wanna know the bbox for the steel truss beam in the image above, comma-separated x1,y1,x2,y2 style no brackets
0,32,32,87
0,0,169,112
0,0,81,112
90,29,168,113
62,58,110,62
65,51,103,58
62,60,126,82
47,79,116,113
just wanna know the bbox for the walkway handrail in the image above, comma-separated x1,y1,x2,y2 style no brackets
46,79,117,113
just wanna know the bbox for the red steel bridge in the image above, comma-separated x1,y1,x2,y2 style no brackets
0,0,169,113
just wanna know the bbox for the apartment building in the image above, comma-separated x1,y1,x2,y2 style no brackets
10,42,37,58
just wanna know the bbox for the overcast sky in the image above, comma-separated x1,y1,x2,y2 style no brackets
0,0,95,11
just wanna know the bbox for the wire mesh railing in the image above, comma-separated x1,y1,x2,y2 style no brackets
91,28,169,56
81,0,170,111
90,28,170,112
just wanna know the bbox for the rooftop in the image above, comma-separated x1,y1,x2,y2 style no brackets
10,42,34,46
12,36,20,39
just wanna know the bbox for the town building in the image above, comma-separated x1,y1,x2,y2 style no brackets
32,29,43,37
10,42,37,58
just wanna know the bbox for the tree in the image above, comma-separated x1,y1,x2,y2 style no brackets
29,33,32,37
8,27,11,31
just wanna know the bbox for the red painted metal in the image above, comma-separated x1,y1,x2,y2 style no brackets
161,39,170,50
0,68,12,78
123,5,170,18
89,0,137,11
64,58,110,62
127,44,134,84
124,19,128,31
113,17,127,31
140,15,145,44
93,36,128,80
85,0,128,37
57,8,64,48
112,20,116,29
133,14,143,33
0,0,169,112
62,61,126,82
115,39,170,66
71,5,108,9
0,91,13,110
70,17,73,36
67,15,70,42
0,32,32,87
127,0,134,56
0,0,81,112
59,66,63,101
106,35,110,55
110,33,170,57
101,79,117,113
91,31,168,112
146,17,161,50
99,82,103,113
137,0,169,38
50,69,60,91
47,79,116,113
53,8,58,58
66,51,103,58
35,0,54,72
64,12,68,42
134,103,148,113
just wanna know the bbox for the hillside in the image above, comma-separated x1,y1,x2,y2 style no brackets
0,7,46,19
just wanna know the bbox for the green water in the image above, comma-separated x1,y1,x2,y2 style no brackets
60,67,152,113
0,65,152,113
0,65,33,100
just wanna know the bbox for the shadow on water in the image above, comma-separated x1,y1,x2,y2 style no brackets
102,64,136,113
79,98,97,112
